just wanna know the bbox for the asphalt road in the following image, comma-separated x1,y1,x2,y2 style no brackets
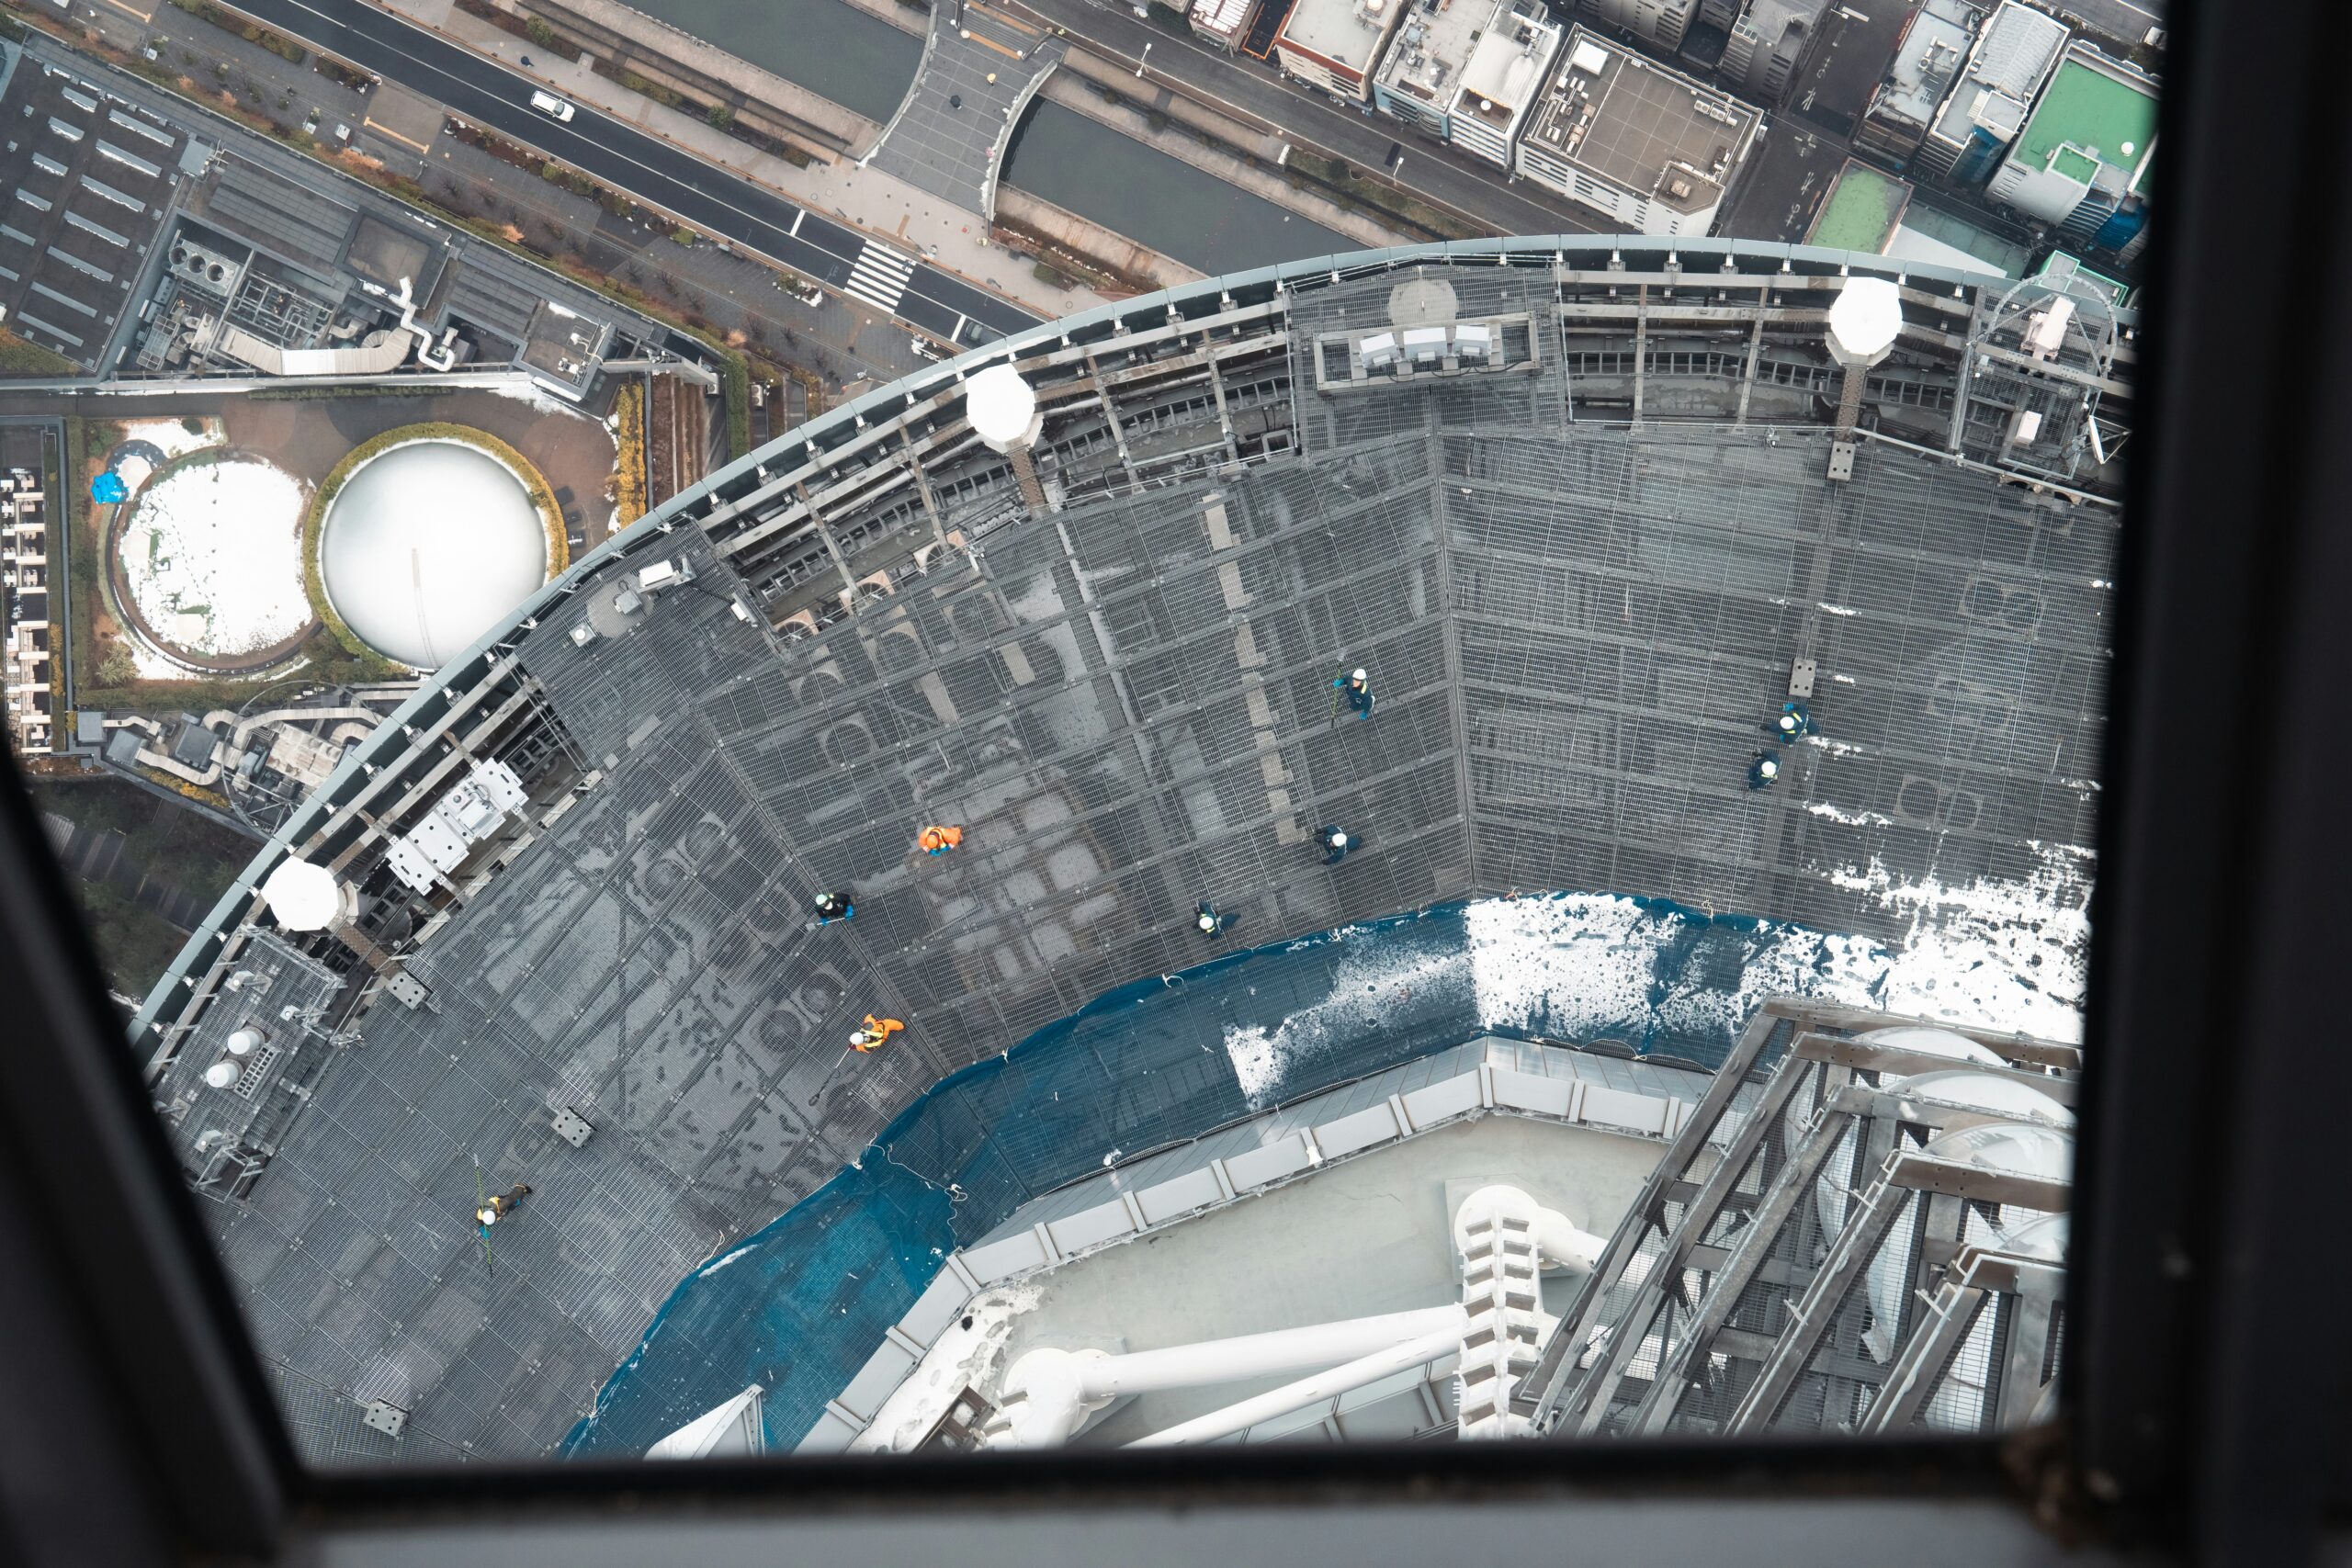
227,0,1040,344
1013,0,1607,241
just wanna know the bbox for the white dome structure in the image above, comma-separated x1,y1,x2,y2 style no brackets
319,438,548,669
260,855,345,932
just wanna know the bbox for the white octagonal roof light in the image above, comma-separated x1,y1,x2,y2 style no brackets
261,856,341,932
1826,276,1903,361
967,363,1038,446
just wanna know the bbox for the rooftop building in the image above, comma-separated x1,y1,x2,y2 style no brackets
1882,200,2033,277
1568,0,1700,51
0,467,51,757
1187,0,1263,50
130,241,2130,1464
1371,0,1563,166
0,36,664,400
1516,28,1763,237
1273,0,1410,100
1716,0,1832,106
1988,41,2157,246
1856,0,1986,163
1915,0,2070,184
1805,157,1913,253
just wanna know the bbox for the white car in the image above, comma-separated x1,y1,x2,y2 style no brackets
529,90,576,123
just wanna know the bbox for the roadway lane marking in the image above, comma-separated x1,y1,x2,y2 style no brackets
842,240,918,313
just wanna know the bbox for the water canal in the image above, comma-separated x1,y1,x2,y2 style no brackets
629,0,1354,276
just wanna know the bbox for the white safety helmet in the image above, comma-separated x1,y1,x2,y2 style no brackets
1351,668,1367,682
1758,757,1780,778
1329,829,1348,846
1197,911,1216,931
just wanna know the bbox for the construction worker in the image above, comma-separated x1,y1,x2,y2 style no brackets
476,1184,532,1228
1319,824,1352,865
1194,900,1227,938
1772,702,1811,740
849,1014,904,1052
1332,666,1375,721
919,824,965,856
811,889,855,925
1749,751,1782,791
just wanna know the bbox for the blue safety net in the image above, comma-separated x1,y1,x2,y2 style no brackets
562,890,1915,1456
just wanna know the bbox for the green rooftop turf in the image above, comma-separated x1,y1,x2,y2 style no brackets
1808,161,1909,254
2016,55,2156,176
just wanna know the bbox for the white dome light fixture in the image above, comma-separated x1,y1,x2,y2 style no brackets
1826,275,1904,365
967,363,1040,451
261,856,343,932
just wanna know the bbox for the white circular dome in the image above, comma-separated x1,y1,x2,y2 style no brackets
967,364,1037,446
261,855,342,932
1827,276,1903,360
320,439,548,669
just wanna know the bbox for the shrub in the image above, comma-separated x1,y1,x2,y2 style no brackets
526,16,558,47
707,102,733,130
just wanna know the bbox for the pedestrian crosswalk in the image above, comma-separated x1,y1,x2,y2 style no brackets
842,240,917,314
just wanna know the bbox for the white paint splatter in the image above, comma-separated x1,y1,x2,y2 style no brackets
695,1243,757,1279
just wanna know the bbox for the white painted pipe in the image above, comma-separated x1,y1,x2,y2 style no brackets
1075,1306,1465,1398
993,1306,1465,1449
1125,1324,1465,1449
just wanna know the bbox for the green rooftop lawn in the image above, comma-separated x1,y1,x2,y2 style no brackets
1809,162,1908,254
2018,57,2156,175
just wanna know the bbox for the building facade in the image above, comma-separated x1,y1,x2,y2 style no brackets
1913,0,2069,184
1515,28,1762,237
1571,0,1699,51
1273,0,1410,100
1,466,51,756
1716,0,1829,105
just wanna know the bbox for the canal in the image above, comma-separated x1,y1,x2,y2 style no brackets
628,0,1353,276
1002,99,1352,276
629,0,923,125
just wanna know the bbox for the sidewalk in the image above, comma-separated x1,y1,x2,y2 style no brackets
386,0,1107,323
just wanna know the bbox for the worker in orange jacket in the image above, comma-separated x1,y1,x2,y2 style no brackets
849,1015,904,1052
919,824,965,855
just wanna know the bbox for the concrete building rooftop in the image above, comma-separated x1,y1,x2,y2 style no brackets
1522,30,1760,218
1883,200,2032,276
1869,0,1984,136
1928,0,2069,148
1280,0,1405,72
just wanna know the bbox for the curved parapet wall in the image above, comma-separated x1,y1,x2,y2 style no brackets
127,237,2124,1465
562,891,1941,1456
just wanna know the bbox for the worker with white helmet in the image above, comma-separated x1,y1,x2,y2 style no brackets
1331,665,1375,721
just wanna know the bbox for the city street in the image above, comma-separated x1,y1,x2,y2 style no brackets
217,0,1045,342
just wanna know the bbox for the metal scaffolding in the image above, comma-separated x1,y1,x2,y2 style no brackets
1527,998,2077,1438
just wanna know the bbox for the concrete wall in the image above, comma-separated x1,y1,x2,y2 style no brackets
994,188,1204,295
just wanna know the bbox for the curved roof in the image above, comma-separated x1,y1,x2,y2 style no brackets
320,439,547,669
130,238,2128,1466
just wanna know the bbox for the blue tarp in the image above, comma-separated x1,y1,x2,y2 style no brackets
563,892,1904,1456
